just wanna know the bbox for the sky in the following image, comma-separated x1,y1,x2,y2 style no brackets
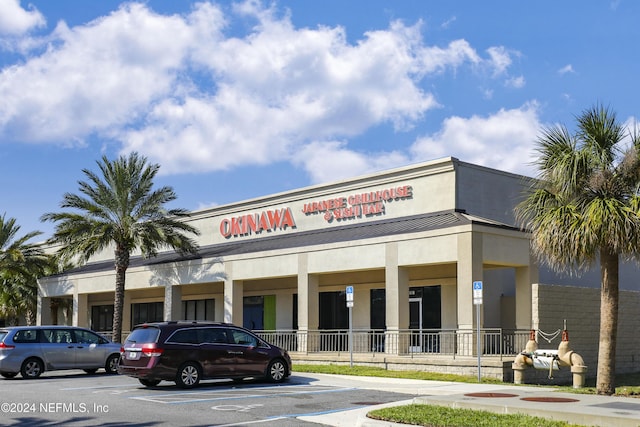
1,0,638,240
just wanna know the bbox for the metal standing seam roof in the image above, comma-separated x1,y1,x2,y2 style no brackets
49,209,517,277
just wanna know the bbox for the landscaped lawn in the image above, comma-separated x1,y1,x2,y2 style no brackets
293,364,639,426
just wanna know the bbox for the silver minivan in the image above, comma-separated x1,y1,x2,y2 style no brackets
0,326,122,379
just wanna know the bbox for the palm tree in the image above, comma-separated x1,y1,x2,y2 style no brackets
516,104,640,395
0,214,48,325
0,271,38,325
42,152,200,343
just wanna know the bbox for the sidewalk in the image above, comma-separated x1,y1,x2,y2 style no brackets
297,374,640,427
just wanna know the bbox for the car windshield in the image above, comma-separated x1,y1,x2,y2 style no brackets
0,331,8,342
126,327,161,344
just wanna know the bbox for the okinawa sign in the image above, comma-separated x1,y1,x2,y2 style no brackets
219,208,296,238
219,185,413,239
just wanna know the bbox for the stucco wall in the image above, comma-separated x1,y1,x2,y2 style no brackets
188,158,458,247
454,160,529,226
533,283,640,378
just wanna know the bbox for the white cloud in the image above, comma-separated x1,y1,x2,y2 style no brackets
292,104,543,181
558,64,575,75
505,75,525,88
0,0,45,36
440,16,457,29
0,3,224,143
486,46,512,76
409,103,542,176
0,1,517,179
292,140,410,183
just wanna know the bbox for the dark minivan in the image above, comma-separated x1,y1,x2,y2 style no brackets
117,321,291,388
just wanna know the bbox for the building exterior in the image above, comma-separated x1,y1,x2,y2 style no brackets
37,157,640,380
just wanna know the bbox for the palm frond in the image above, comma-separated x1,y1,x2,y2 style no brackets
516,104,640,272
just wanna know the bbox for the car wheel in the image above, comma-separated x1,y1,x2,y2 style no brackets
265,359,287,383
20,358,44,379
105,354,120,374
1,372,17,378
83,369,98,374
175,362,201,388
139,378,161,387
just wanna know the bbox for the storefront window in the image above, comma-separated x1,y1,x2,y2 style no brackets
319,291,348,329
182,299,215,321
292,294,298,330
370,289,385,329
91,305,114,332
131,302,163,326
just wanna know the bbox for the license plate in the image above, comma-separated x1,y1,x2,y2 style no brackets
126,351,141,360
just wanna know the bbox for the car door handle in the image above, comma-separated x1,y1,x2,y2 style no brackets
227,351,243,355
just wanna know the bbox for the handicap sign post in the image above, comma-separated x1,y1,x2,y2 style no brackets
346,286,354,367
473,281,483,382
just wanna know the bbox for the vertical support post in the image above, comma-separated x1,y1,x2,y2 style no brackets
349,305,353,368
477,303,481,382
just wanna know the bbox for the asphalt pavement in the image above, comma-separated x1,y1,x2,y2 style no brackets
295,374,640,427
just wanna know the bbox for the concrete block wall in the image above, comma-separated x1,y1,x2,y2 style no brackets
533,283,640,379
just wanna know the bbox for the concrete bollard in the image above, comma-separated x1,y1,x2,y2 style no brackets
512,363,527,385
571,365,587,389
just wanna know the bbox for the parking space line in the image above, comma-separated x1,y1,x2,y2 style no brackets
129,383,344,399
130,384,356,405
213,417,288,427
60,383,137,390
212,405,364,427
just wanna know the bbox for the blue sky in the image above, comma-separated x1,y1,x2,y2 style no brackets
1,0,638,239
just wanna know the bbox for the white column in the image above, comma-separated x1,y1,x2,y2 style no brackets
456,231,483,356
37,295,49,325
297,253,318,352
223,261,243,325
73,293,88,327
385,242,409,354
456,231,483,329
224,280,243,325
515,255,538,330
164,284,182,321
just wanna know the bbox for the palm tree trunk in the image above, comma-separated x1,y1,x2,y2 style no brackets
25,309,35,326
112,246,129,344
597,247,618,395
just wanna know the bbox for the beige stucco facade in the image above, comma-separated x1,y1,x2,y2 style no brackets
38,157,551,377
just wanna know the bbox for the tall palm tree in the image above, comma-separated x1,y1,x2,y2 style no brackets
516,104,640,395
42,152,200,343
0,214,48,325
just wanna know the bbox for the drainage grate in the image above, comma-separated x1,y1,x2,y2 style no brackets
464,392,518,398
520,397,580,403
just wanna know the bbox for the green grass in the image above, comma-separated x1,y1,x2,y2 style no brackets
555,371,640,397
293,364,639,426
367,404,585,427
293,363,640,396
293,363,504,384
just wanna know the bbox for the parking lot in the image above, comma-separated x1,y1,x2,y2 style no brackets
0,370,417,426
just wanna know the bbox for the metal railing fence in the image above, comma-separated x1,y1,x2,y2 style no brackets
96,328,529,358
254,328,530,358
